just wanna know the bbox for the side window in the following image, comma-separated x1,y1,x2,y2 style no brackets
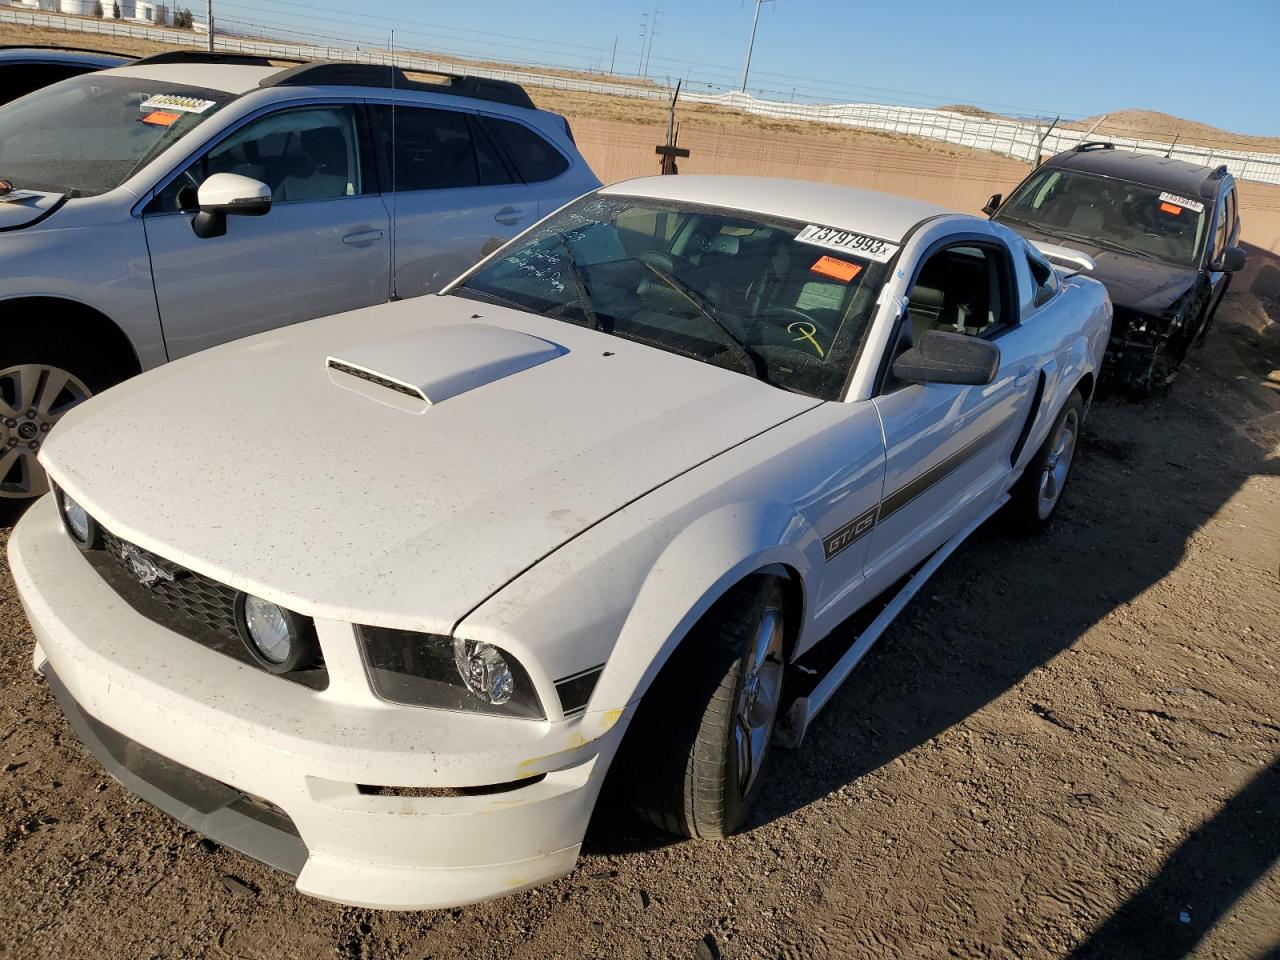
1026,251,1059,308
902,244,1012,347
479,116,569,183
152,106,363,212
1212,195,1230,262
374,105,513,191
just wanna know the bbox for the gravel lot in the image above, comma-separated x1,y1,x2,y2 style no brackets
1,295,1277,960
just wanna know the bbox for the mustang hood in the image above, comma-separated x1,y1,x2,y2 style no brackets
43,296,819,631
1006,223,1198,315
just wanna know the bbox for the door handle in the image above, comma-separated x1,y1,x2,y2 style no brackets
494,206,526,226
342,229,384,246
1014,366,1036,387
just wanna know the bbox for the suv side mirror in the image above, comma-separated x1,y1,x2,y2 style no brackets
981,193,1002,217
1214,245,1247,273
192,173,272,239
892,329,1000,386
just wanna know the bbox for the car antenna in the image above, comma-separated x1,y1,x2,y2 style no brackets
388,30,401,302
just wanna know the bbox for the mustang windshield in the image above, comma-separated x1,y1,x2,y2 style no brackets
999,167,1208,267
0,75,233,197
457,195,889,399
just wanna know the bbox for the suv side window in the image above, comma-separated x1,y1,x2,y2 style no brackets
1212,193,1230,263
478,116,569,183
372,105,513,191
152,105,364,212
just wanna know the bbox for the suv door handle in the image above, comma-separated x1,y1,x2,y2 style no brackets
1015,366,1036,387
494,206,526,226
342,229,384,246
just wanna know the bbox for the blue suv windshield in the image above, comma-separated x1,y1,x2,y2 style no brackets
0,74,232,197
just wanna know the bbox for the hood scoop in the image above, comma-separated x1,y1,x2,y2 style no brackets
326,323,566,410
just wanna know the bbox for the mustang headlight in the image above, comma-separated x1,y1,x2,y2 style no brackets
53,486,100,550
357,626,544,719
234,593,320,673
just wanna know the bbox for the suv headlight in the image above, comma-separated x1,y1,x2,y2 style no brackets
356,626,544,720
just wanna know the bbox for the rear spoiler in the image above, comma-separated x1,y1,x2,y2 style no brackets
1030,241,1096,277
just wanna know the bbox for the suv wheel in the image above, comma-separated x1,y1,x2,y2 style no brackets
1,335,120,524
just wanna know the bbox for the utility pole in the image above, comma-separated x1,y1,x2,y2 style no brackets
609,35,617,74
206,0,213,51
637,13,647,77
641,4,660,78
740,0,772,93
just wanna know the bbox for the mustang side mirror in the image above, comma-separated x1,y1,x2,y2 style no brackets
1214,245,1247,273
981,193,1002,217
192,172,273,239
892,329,1000,386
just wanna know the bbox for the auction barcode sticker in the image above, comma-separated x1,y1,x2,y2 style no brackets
1158,192,1204,214
140,94,217,114
795,224,899,263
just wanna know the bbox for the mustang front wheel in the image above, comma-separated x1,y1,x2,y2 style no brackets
622,575,787,839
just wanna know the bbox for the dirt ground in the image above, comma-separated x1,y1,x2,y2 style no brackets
0,293,1277,960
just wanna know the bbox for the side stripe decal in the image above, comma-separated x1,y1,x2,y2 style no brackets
822,425,1003,561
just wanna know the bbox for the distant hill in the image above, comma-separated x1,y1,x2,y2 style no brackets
1067,109,1280,153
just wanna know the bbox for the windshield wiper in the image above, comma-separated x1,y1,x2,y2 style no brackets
552,233,600,331
641,261,764,378
1047,228,1158,261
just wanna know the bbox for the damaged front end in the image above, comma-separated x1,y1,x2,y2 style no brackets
1104,287,1206,394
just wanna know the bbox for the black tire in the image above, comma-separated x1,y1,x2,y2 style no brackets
1,330,122,526
1006,390,1084,535
620,575,787,839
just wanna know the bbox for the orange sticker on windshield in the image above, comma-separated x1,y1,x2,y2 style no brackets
1159,201,1182,215
141,111,180,126
810,255,862,283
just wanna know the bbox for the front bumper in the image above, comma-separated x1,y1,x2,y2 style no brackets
9,496,626,910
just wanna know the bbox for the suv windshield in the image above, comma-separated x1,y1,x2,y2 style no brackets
456,195,888,399
999,167,1208,267
0,74,232,197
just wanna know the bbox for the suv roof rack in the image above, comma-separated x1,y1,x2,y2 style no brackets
259,62,536,110
1074,141,1115,152
131,51,292,68
1208,164,1230,180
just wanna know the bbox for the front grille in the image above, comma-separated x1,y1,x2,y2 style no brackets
100,529,240,638
83,525,328,691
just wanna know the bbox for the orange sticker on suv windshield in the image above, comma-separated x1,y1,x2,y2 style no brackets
141,111,180,126
810,255,862,282
1159,201,1182,215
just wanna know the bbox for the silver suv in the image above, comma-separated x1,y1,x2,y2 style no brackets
0,52,600,516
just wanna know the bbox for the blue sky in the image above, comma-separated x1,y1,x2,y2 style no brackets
218,0,1278,135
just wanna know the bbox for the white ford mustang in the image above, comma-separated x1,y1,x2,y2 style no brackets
9,176,1110,910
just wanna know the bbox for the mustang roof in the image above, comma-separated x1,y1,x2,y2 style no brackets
601,176,956,242
1047,148,1225,199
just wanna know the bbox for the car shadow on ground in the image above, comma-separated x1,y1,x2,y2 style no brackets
585,298,1280,877
1066,756,1279,960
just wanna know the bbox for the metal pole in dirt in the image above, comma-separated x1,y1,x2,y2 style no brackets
206,0,213,51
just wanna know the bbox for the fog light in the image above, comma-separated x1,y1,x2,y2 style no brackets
234,593,318,673
454,639,515,704
54,487,99,550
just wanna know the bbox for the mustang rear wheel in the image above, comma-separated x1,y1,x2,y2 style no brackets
622,575,787,839
1007,389,1083,534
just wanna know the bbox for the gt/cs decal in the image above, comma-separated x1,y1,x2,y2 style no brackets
822,506,878,560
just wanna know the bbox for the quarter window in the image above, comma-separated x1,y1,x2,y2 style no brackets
478,116,569,183
1026,250,1059,307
